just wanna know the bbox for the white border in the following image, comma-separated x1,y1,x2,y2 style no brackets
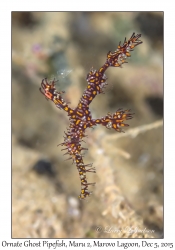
0,0,174,245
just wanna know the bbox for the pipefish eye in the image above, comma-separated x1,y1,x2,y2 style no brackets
39,33,142,199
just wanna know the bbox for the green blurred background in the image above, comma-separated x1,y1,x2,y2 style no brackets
12,12,163,238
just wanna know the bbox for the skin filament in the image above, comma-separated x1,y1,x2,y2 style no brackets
40,33,142,200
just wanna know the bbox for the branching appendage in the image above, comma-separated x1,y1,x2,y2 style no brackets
40,33,142,200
